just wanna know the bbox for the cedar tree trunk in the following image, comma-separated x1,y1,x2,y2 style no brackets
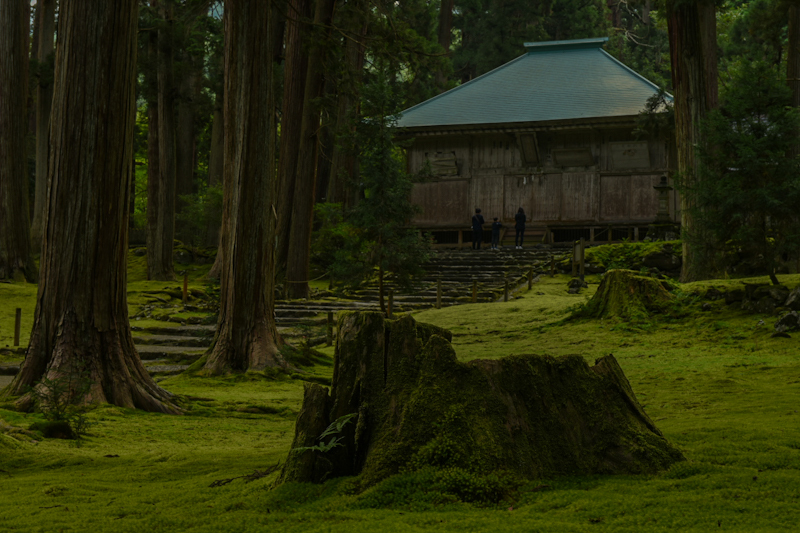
667,0,718,282
435,0,454,88
3,0,179,414
175,69,199,206
327,4,368,205
285,0,337,299
147,0,177,281
208,104,224,187
203,0,288,374
789,1,800,156
0,0,36,282
30,0,56,255
278,313,683,487
276,0,313,273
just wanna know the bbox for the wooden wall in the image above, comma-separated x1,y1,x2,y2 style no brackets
407,127,675,227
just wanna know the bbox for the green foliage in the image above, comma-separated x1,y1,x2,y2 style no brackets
634,88,675,139
28,370,93,440
605,1,671,89
175,183,223,248
452,0,611,81
316,71,430,290
685,60,800,279
293,413,357,454
584,241,682,271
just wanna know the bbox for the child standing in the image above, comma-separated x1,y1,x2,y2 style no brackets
491,217,503,250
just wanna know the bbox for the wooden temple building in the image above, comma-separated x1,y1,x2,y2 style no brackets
396,37,677,245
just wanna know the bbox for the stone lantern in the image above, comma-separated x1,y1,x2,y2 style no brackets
647,176,678,240
653,176,672,223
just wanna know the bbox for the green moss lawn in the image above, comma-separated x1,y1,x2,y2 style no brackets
3,257,800,531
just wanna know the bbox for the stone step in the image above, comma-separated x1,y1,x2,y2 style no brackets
132,334,211,347
147,364,189,376
131,324,215,337
135,345,206,361
0,363,20,376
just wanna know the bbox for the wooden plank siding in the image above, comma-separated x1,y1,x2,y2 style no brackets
410,180,469,226
404,125,674,229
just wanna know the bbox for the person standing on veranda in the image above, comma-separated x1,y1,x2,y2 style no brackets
514,207,526,249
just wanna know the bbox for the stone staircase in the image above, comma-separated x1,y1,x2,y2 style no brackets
0,245,565,382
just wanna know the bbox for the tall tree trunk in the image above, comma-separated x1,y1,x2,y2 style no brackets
285,0,337,300
30,0,56,255
276,0,313,274
327,9,367,205
435,0,454,88
147,0,177,281
788,1,800,156
0,0,36,282
203,0,287,374
3,0,179,413
208,104,224,187
667,0,718,282
175,69,199,206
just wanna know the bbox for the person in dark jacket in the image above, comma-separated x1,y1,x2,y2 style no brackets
491,217,503,250
471,208,485,250
514,207,526,249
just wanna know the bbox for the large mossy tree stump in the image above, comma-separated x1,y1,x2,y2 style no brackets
574,269,673,321
277,312,683,489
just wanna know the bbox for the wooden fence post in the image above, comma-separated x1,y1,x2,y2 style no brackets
182,272,188,304
436,278,442,309
472,279,477,303
388,290,394,318
326,312,333,347
579,237,586,283
14,308,21,347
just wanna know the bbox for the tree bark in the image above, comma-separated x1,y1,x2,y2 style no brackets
203,0,288,374
208,104,224,187
3,0,179,413
788,1,800,156
285,0,337,299
327,4,368,205
276,0,313,273
175,69,199,205
278,313,683,487
667,0,718,282
147,0,177,281
435,0,454,88
30,0,56,255
0,0,36,282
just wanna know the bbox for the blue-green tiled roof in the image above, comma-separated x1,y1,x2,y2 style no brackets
396,37,669,129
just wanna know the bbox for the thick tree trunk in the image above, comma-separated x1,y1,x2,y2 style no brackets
203,0,288,374
435,0,454,88
788,2,800,156
276,0,313,273
278,313,683,487
147,0,177,281
667,0,718,282
285,0,337,299
327,6,368,205
0,1,36,282
30,0,56,255
208,104,224,187
175,69,199,206
3,0,179,414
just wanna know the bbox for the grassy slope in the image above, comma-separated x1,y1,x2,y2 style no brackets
2,265,800,530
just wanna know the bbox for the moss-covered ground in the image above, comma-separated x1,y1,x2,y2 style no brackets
3,255,800,531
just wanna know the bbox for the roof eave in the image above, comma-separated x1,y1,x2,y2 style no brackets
395,115,642,138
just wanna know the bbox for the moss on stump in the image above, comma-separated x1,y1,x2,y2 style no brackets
277,312,683,490
575,269,673,321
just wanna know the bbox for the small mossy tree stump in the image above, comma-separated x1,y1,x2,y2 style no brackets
574,269,673,321
277,312,683,489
